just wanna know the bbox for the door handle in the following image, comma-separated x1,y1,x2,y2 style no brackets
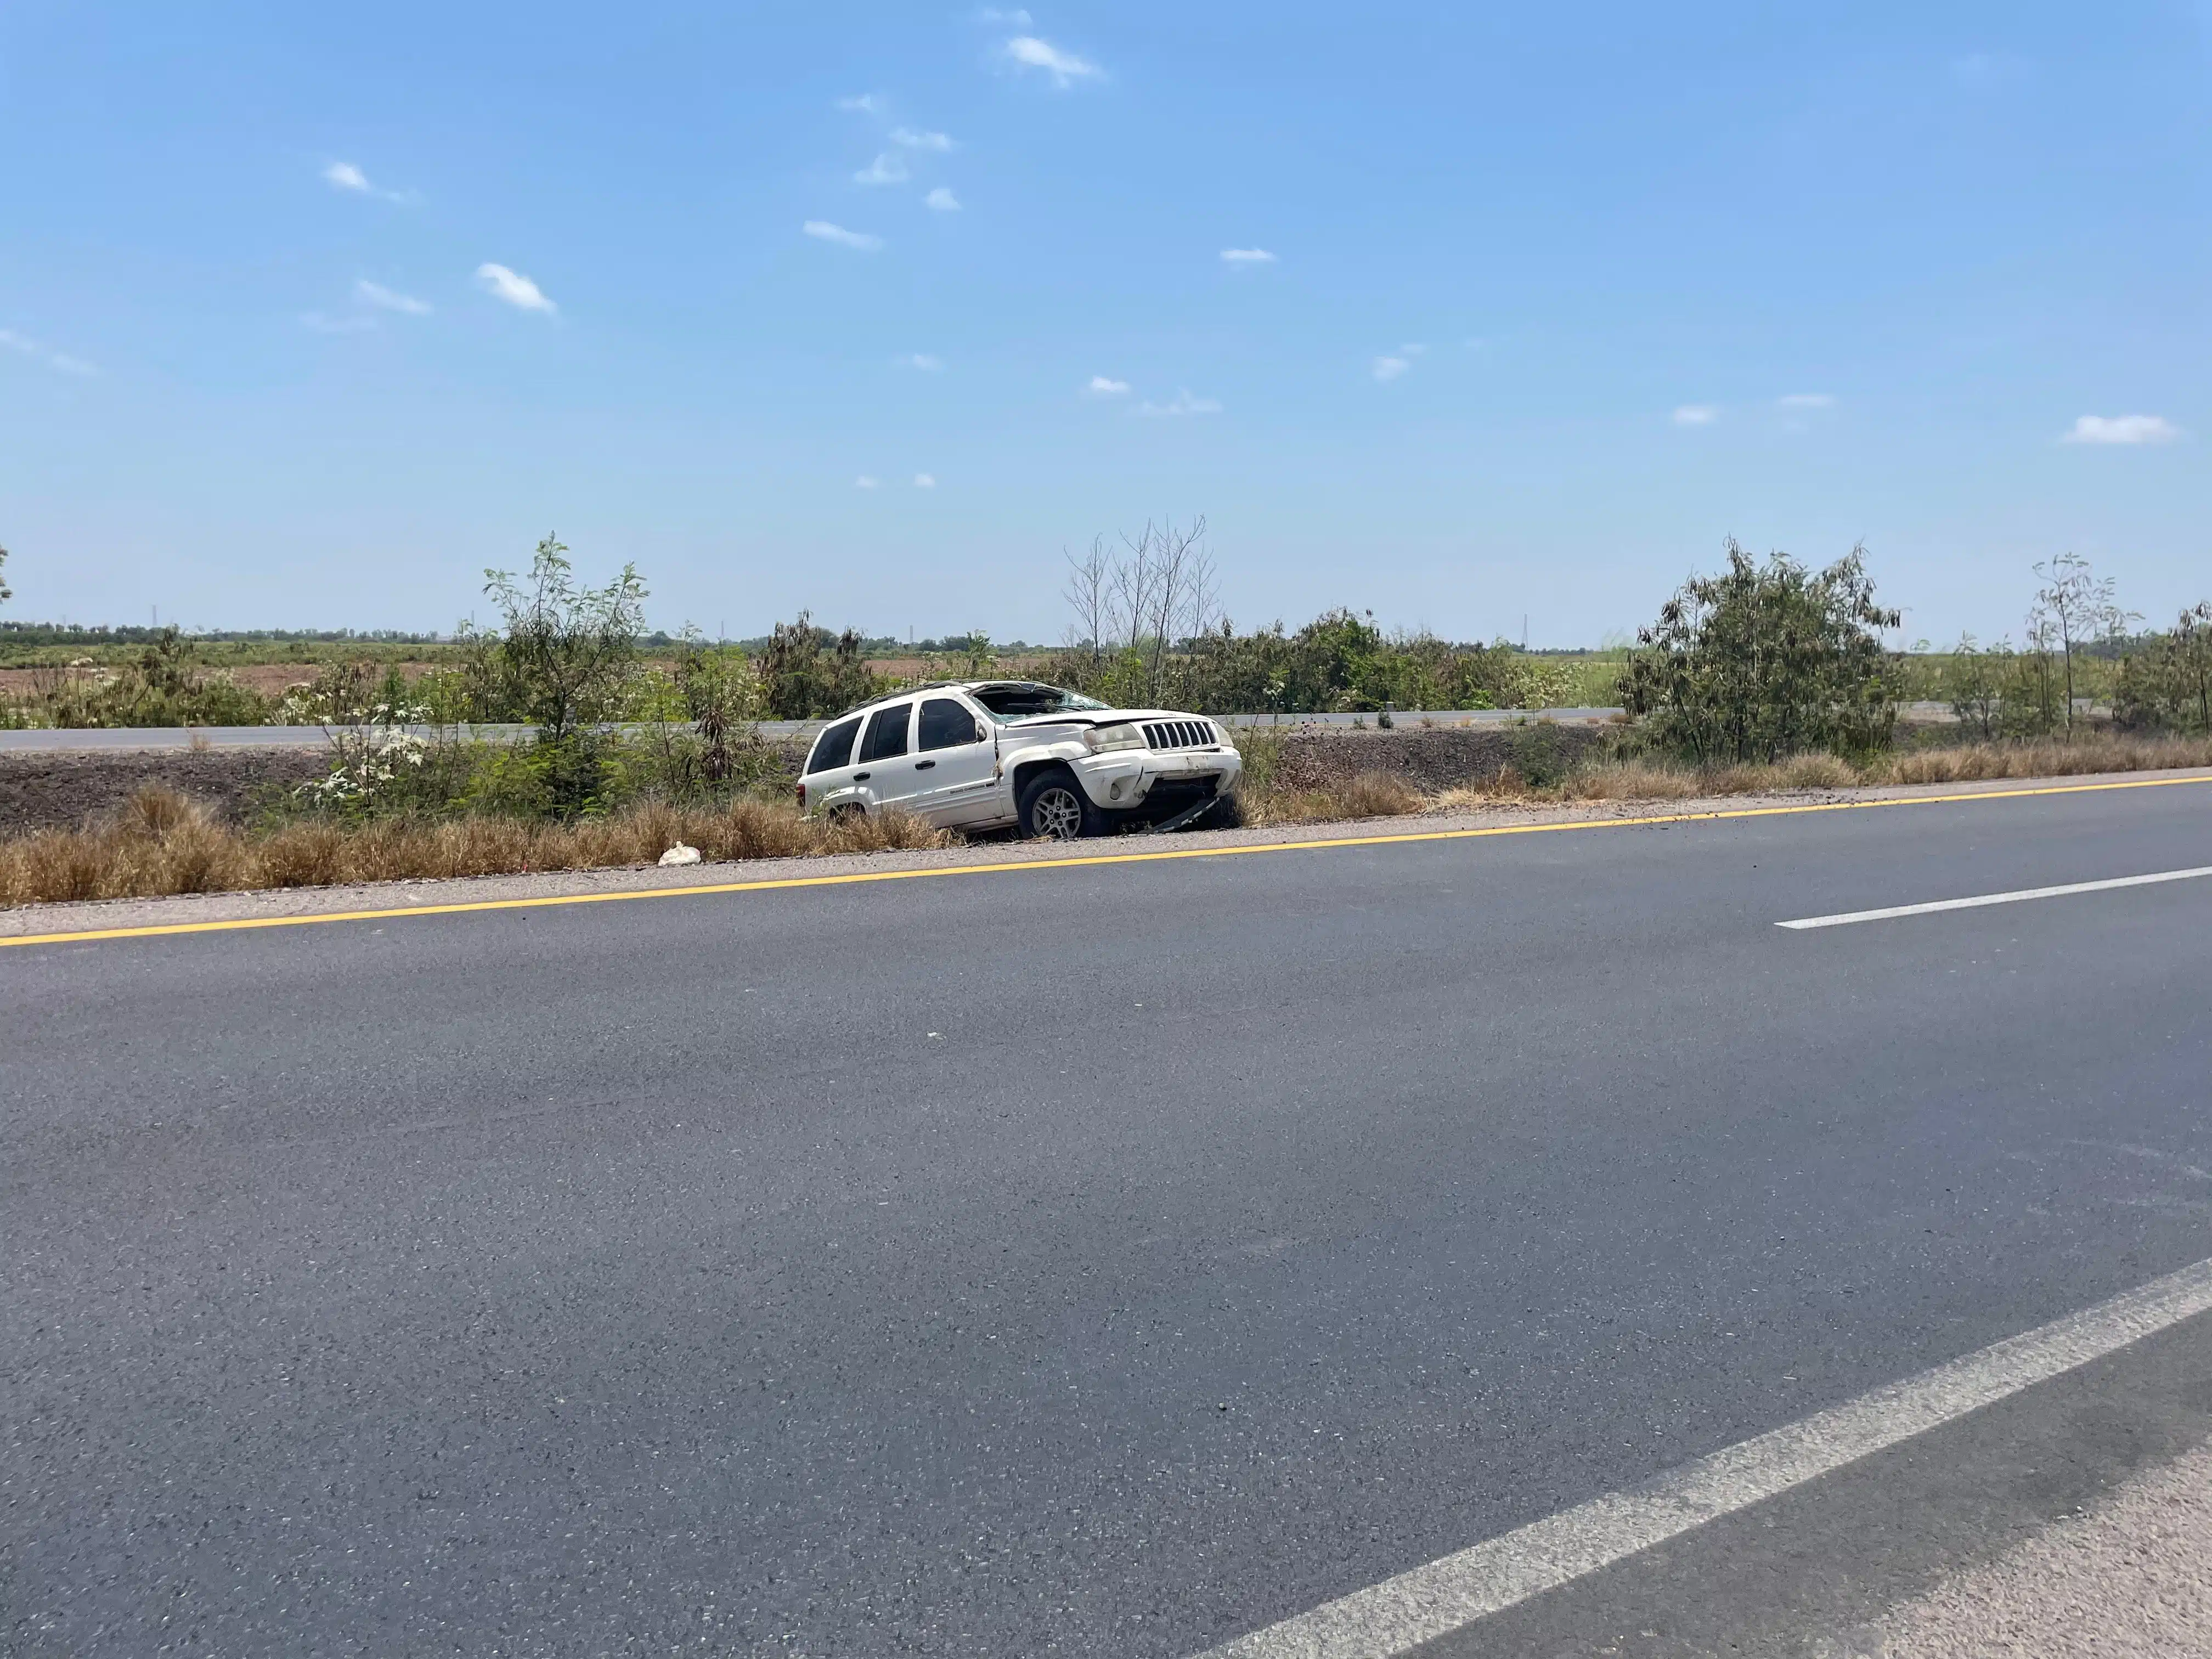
853,771,871,782
915,759,936,770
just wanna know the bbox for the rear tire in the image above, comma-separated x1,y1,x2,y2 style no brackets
1018,771,1103,840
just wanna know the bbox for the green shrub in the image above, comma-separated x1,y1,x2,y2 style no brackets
1618,540,1901,764
457,535,648,737
757,612,883,718
12,629,277,728
2115,603,2212,733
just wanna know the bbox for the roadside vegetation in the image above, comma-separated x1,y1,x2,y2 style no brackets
0,785,947,907
3,527,2209,908
8,726,2207,909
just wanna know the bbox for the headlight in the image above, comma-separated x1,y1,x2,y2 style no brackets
1082,721,1146,753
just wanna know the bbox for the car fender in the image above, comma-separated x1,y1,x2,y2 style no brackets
810,781,876,816
1004,739,1093,807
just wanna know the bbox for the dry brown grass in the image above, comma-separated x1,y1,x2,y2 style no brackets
0,786,950,909
1867,734,2212,785
1415,734,2212,814
1241,770,1424,827
1414,733,2212,816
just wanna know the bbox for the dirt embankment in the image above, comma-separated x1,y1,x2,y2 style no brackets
0,751,330,835
1265,720,1617,793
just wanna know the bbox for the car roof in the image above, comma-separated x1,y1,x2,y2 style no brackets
828,679,1058,720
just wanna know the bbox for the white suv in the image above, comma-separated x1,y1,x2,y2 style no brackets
797,681,1243,839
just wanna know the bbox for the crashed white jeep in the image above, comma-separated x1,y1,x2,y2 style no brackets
796,681,1243,839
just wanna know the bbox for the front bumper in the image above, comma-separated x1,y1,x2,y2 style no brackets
1069,746,1243,812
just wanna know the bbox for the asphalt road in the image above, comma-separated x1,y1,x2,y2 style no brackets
5,780,2211,1656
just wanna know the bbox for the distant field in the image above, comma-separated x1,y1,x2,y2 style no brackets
0,661,450,698
9,636,2080,721
0,638,472,672
0,644,1637,708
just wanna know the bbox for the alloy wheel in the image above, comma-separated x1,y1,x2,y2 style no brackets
1032,786,1085,839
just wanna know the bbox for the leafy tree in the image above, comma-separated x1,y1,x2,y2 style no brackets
2115,602,2212,733
453,537,648,814
0,543,11,609
2006,618,2064,737
1945,634,2010,740
1618,540,1902,763
2028,552,2136,732
756,612,881,718
672,626,756,783
467,537,648,741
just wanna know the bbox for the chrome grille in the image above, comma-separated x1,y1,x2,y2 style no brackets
1142,720,1215,751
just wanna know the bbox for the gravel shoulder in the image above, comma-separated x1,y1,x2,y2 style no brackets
7,766,2205,939
1848,1436,2212,1658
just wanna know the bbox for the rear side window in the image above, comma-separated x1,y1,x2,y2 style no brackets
858,703,912,763
917,697,980,752
806,717,861,776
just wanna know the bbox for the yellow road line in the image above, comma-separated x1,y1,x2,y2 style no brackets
4,772,2208,951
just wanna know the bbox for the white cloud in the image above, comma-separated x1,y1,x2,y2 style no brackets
1086,375,1131,396
1371,356,1410,382
926,187,962,212
913,472,936,488
1138,388,1221,417
1672,404,1719,426
803,220,884,251
475,263,557,313
354,279,431,315
321,160,413,203
1220,247,1277,264
837,94,881,114
854,152,909,186
891,127,954,151
0,328,98,374
1005,36,1101,86
1777,392,1835,409
855,475,880,489
975,7,1032,22
2062,414,2181,445
903,353,944,370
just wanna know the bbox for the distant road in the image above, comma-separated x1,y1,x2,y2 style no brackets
3,704,1971,752
5,773,2209,1656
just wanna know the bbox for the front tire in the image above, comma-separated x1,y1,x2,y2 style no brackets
1018,771,1103,840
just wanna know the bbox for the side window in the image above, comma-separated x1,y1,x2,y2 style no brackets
857,703,912,763
917,697,982,753
806,716,861,776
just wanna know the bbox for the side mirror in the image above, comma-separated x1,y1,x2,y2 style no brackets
974,720,989,742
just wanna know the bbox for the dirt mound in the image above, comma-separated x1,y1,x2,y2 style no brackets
0,750,328,835
1271,721,1615,793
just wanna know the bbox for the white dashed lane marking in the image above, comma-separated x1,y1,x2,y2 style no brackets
1196,1256,2212,1659
1778,865,2212,930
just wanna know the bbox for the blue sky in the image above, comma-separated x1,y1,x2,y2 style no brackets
2,2,2207,646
